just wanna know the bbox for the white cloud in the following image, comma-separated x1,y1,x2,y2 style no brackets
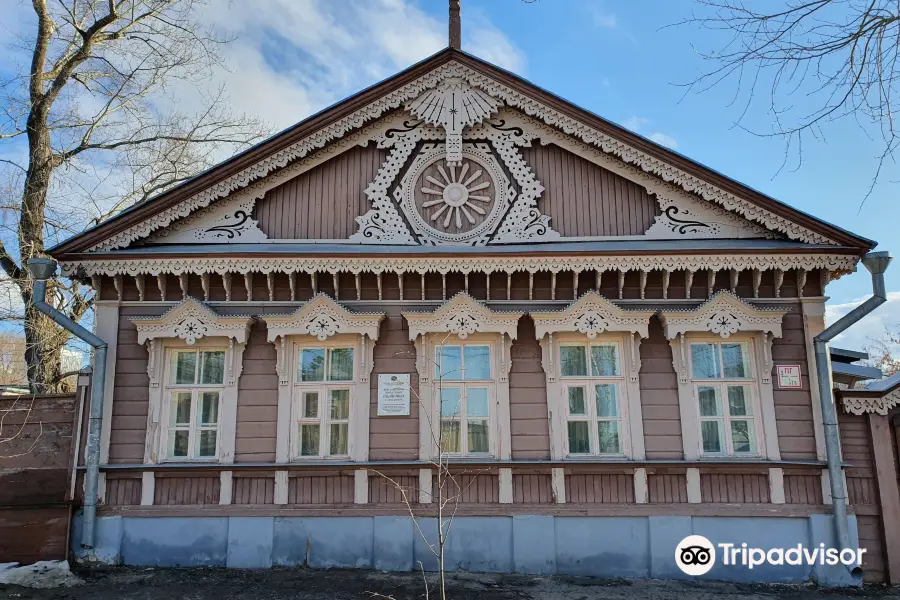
620,117,679,149
180,0,526,132
825,291,900,353
622,116,649,131
649,132,679,149
587,5,618,29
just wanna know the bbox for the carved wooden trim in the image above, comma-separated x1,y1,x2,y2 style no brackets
261,293,384,342
130,297,253,345
403,291,523,341
531,291,655,339
659,291,788,340
841,388,900,416
86,61,837,251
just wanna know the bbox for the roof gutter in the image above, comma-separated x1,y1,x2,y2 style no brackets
813,250,892,579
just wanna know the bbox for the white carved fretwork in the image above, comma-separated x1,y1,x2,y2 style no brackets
402,291,523,341
399,143,512,245
842,388,900,416
350,113,559,246
659,291,788,340
406,77,502,164
531,291,655,340
262,293,384,343
87,61,838,252
64,252,857,281
130,297,253,345
147,192,267,244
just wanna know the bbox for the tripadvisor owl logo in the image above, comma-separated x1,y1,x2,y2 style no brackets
675,535,716,576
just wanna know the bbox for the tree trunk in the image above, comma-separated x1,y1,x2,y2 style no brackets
23,302,67,393
19,111,69,393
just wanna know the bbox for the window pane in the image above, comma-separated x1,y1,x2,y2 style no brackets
329,389,350,420
595,384,619,417
560,346,587,377
299,348,325,382
198,392,219,425
440,421,461,453
197,430,217,457
463,345,491,380
168,430,189,458
440,388,462,418
567,421,590,454
691,344,720,379
468,420,489,453
727,386,751,416
701,421,723,453
328,348,354,381
199,351,225,385
329,423,349,455
299,424,320,456
731,420,753,453
302,392,319,419
598,421,621,454
172,351,197,385
591,345,619,377
722,344,749,378
467,387,489,417
697,386,721,417
170,392,192,426
568,387,587,415
436,346,462,380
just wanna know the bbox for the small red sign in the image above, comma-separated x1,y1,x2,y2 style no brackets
776,365,803,389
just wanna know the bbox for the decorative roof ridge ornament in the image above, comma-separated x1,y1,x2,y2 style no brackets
406,78,503,165
530,290,656,339
402,290,523,340
130,296,254,344
659,290,788,339
261,292,385,342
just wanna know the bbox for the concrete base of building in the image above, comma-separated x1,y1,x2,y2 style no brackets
71,513,862,587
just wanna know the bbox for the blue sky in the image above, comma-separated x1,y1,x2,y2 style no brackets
0,0,897,351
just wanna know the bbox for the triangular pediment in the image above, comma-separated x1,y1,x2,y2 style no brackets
51,49,873,258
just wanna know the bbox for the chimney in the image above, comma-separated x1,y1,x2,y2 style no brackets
449,0,461,50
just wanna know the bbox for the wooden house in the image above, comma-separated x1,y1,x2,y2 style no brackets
50,11,893,585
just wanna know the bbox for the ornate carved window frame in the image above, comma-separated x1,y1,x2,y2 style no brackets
403,292,522,460
659,291,787,460
531,292,654,460
261,294,384,463
130,298,253,464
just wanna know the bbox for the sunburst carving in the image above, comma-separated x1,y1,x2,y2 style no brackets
420,159,493,231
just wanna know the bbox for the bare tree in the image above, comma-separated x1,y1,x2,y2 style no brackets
370,337,493,600
865,325,900,377
0,0,268,392
681,0,900,196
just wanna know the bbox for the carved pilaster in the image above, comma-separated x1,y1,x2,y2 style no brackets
157,274,167,301
179,273,189,300
752,268,762,298
134,274,145,302
244,272,253,301
289,272,296,301
268,273,276,301
201,273,210,301
113,274,123,301
618,270,626,299
774,268,784,298
796,269,808,298
662,270,670,300
685,270,694,299
221,272,232,301
639,270,648,300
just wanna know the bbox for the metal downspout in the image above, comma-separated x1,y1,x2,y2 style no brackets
27,259,108,550
814,251,892,574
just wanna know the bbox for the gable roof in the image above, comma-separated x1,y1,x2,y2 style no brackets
49,48,876,257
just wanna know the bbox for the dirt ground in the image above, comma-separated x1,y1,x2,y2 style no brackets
1,567,899,600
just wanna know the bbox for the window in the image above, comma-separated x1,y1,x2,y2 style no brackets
435,343,493,456
163,348,226,460
558,342,626,456
689,341,757,456
292,345,355,458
